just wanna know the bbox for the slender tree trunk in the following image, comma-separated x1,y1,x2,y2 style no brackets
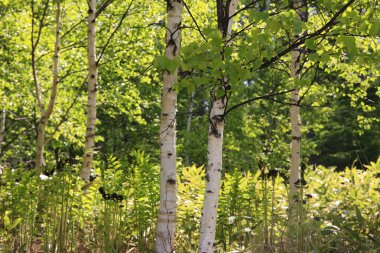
198,1,239,252
35,121,47,168
270,178,276,251
155,1,183,252
198,98,225,253
185,91,194,166
0,107,5,156
263,176,270,252
288,0,307,250
288,60,301,223
81,0,98,182
33,0,61,170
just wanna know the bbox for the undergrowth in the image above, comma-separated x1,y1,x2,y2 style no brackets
1,154,379,252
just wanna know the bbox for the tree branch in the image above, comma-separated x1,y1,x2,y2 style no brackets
95,0,114,19
97,0,134,64
229,0,258,20
225,89,295,115
182,0,207,42
257,0,356,70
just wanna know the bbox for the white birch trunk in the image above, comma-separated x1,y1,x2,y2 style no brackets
155,1,183,252
35,0,61,169
198,1,239,252
288,0,306,249
81,0,98,182
198,98,225,252
35,122,46,168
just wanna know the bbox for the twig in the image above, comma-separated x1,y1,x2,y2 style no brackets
97,0,134,64
225,89,295,115
256,0,356,70
182,0,207,42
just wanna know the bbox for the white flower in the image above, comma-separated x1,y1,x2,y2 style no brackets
244,227,251,233
332,188,340,194
39,174,50,180
228,216,236,224
333,201,341,207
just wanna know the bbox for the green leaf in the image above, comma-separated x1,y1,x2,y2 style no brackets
7,217,23,231
215,88,225,98
294,20,304,34
182,42,198,57
305,38,316,49
4,214,10,229
18,243,27,253
295,79,309,88
251,11,269,22
224,47,233,58
369,22,380,36
256,33,270,44
206,30,223,46
239,68,250,81
354,205,364,225
337,35,357,57
153,56,180,74
319,51,330,63
153,55,169,68
309,53,318,62
250,58,262,69
266,18,281,33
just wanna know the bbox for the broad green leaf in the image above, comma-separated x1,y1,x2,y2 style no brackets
305,38,316,49
337,35,357,57
153,55,180,73
369,22,380,36
215,88,225,98
251,11,269,22
240,68,250,81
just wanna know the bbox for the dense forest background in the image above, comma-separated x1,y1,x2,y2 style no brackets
0,0,379,252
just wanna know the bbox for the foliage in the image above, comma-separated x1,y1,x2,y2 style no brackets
0,0,379,252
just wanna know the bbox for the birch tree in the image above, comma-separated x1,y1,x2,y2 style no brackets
288,1,308,247
155,0,183,252
32,0,61,170
81,0,98,183
198,1,239,252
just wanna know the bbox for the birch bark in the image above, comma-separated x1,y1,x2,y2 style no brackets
155,1,183,252
288,0,307,249
198,1,239,252
34,0,61,170
81,0,98,182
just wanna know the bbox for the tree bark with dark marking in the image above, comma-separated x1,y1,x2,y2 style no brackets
81,0,98,183
155,0,183,252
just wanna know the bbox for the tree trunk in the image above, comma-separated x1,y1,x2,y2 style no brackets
198,1,239,252
35,121,47,168
288,0,307,250
0,107,5,156
34,0,61,170
81,0,98,183
155,1,183,252
185,91,194,166
198,98,225,252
